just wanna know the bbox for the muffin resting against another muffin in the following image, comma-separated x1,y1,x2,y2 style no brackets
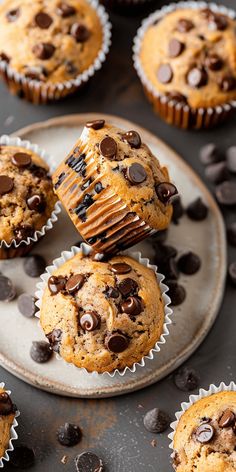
53,120,176,254
0,387,16,460
173,391,236,471
40,252,165,373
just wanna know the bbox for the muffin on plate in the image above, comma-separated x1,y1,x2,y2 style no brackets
133,2,236,129
40,251,167,373
0,386,18,465
53,120,177,254
0,0,111,103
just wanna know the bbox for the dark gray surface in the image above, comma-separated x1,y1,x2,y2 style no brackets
0,1,236,470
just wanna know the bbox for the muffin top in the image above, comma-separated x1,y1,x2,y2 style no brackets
0,145,57,244
0,0,103,84
0,387,16,459
40,252,165,373
139,7,236,109
173,391,236,471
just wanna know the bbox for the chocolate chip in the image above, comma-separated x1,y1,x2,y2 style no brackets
9,446,35,469
153,244,177,268
227,222,236,247
35,12,53,29
219,76,236,92
11,152,32,167
86,120,105,130
46,329,62,353
172,196,184,224
208,14,228,31
178,252,201,275
199,143,222,165
219,409,235,428
0,52,10,63
23,255,46,278
174,366,200,391
30,341,53,363
75,452,104,472
166,91,187,104
228,261,236,286
0,392,13,415
110,263,132,274
165,280,186,306
157,64,173,84
99,137,117,159
122,131,141,149
169,39,185,58
65,60,78,75
25,66,48,81
155,182,178,204
94,182,103,193
57,423,82,447
143,408,170,434
163,258,179,280
205,54,223,71
27,194,46,213
105,332,129,353
126,163,147,185
226,146,236,174
177,18,194,32
120,296,143,316
54,171,67,190
186,197,208,221
0,175,14,196
32,42,55,60
66,274,85,294
30,163,48,178
205,161,229,184
80,311,100,331
71,23,90,42
0,275,16,302
187,67,208,88
17,294,37,318
117,278,138,297
6,8,20,22
215,181,236,206
48,276,66,294
14,224,34,242
56,2,76,17
104,286,120,298
195,423,215,443
150,229,168,244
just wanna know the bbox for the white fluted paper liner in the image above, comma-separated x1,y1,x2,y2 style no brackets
168,381,236,459
0,135,61,251
35,242,173,378
0,382,20,469
133,2,236,129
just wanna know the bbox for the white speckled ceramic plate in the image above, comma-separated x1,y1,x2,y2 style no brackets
0,113,226,398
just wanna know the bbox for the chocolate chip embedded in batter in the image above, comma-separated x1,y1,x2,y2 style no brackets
187,67,208,88
118,278,138,297
167,91,187,104
0,52,10,63
6,8,20,22
26,194,46,213
25,66,48,81
86,119,105,130
122,130,141,149
177,18,194,33
157,64,173,84
71,23,90,42
105,332,129,353
208,14,228,31
99,137,117,159
46,328,62,352
104,286,120,298
155,182,177,204
0,175,14,196
168,39,185,58
32,43,56,60
110,263,132,274
126,163,147,185
66,274,85,294
14,224,34,242
11,152,32,167
120,296,143,316
219,76,236,92
35,12,53,29
205,54,223,71
195,423,215,443
0,392,13,415
56,2,76,17
48,276,67,295
80,311,100,331
219,409,235,428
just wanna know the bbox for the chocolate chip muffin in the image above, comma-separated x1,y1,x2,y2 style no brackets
0,0,110,103
40,251,166,373
53,120,176,254
134,3,236,129
0,387,17,461
0,144,57,258
173,390,236,471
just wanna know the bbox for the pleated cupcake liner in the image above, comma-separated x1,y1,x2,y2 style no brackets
0,382,20,469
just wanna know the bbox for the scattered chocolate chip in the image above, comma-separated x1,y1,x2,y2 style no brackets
120,296,143,316
71,23,90,42
186,197,208,221
219,76,236,92
144,408,170,434
105,332,129,353
199,143,222,165
0,52,10,63
75,452,104,472
177,18,194,33
122,131,141,149
195,423,215,443
153,244,177,268
165,280,186,306
35,12,53,29
172,196,184,224
126,163,147,185
23,255,46,278
110,263,132,274
30,341,53,363
208,14,228,31
48,276,66,295
11,152,32,167
99,137,117,159
6,8,20,22
157,64,173,84
174,366,200,391
166,91,187,104
94,182,103,193
187,67,208,88
86,120,105,130
219,409,235,428
169,38,185,58
226,146,236,173
227,222,236,247
66,274,85,294
0,392,13,415
228,261,236,286
27,194,46,213
0,275,16,302
155,182,178,204
80,311,100,331
57,423,82,447
117,278,138,297
46,329,62,353
17,294,37,318
163,258,179,280
104,286,120,299
32,42,55,60
0,175,14,196
205,54,223,71
25,66,48,81
14,225,34,242
178,252,201,275
205,161,229,184
215,181,236,206
56,2,76,17
9,446,35,469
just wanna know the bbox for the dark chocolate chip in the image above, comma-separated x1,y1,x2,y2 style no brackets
165,280,186,306
48,276,66,295
57,423,82,447
215,181,236,206
11,152,32,167
14,225,34,242
30,341,53,363
0,52,10,63
177,18,194,33
174,366,200,392
0,275,16,301
56,2,76,17
227,222,236,247
0,175,14,196
80,311,100,331
27,194,46,213
104,286,120,299
157,64,173,84
30,163,48,178
205,161,229,184
208,14,228,31
105,332,129,353
163,258,179,280
46,329,62,353
75,451,104,472
120,296,143,316
65,60,78,75
228,261,236,286
153,244,177,268
168,38,185,58
166,91,187,104
25,66,48,81
126,163,147,185
122,131,141,149
110,263,132,274
150,229,168,244
23,255,46,278
172,196,184,224
205,54,223,71
6,8,20,22
186,197,208,221
219,76,236,92
0,392,13,415
32,42,55,60
35,12,53,29
226,146,236,173
94,182,103,193
143,408,170,434
9,446,35,469
219,409,235,428
187,67,208,88
17,294,37,318
177,252,201,275
199,143,222,165
99,137,117,159
155,182,178,204
71,23,90,42
86,120,105,130
66,274,85,294
117,278,138,297
195,423,215,443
